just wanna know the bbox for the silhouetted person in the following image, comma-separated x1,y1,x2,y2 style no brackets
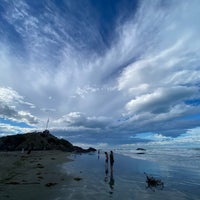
105,152,108,163
110,151,114,172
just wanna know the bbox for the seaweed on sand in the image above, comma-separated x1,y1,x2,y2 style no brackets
144,172,164,192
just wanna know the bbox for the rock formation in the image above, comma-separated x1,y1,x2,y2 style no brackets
0,130,96,153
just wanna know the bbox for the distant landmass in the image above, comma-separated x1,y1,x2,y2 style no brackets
0,130,96,153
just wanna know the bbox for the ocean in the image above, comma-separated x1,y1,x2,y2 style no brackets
58,146,200,200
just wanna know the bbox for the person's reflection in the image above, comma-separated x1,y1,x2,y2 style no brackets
109,150,115,193
104,151,115,194
104,152,109,182
109,169,115,193
98,149,100,160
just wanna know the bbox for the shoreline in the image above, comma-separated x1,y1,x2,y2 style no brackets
0,150,73,200
61,152,200,200
1,150,200,200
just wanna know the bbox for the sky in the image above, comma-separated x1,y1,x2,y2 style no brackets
0,0,200,148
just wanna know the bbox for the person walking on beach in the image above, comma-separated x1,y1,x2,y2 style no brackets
105,152,108,163
110,151,114,172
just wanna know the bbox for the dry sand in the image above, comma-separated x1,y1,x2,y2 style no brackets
0,150,73,200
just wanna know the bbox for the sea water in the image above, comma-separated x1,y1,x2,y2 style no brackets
58,147,200,200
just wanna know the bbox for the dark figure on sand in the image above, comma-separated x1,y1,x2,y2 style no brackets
105,152,108,162
110,151,114,171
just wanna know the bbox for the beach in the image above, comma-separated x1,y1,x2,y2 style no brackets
61,151,200,200
1,149,200,200
0,151,72,200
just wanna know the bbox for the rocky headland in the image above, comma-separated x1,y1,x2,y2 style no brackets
0,130,96,153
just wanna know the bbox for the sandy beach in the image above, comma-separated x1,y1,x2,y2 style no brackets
0,150,72,200
1,149,200,200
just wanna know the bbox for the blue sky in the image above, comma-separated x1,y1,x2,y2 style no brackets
0,0,200,147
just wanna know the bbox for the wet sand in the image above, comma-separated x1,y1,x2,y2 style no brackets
0,151,72,200
61,153,200,200
1,150,200,200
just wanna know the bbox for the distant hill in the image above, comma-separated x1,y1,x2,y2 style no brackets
0,130,96,153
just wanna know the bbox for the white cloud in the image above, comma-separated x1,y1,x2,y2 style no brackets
0,87,23,105
0,87,38,125
175,127,200,144
133,132,172,142
126,86,198,114
0,123,34,136
0,0,200,145
54,112,111,130
117,0,200,96
0,87,35,108
145,127,200,147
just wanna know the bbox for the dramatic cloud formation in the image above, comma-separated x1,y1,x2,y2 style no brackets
0,87,38,125
0,0,200,146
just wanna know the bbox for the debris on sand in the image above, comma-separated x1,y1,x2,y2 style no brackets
74,177,82,181
144,172,164,191
45,182,57,187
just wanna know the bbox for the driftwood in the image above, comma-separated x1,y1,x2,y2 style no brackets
74,177,82,181
45,182,57,187
6,181,40,185
144,172,164,191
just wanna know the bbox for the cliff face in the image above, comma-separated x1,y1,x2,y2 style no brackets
0,130,96,153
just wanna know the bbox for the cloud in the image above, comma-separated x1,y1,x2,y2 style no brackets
0,87,38,125
0,0,200,145
116,0,200,94
142,127,200,147
132,132,172,142
126,86,199,114
0,87,35,108
174,127,200,144
54,112,111,130
0,104,38,125
0,122,34,136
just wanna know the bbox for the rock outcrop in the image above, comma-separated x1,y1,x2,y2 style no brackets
136,148,146,151
0,130,96,153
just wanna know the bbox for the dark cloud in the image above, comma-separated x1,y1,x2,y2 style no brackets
0,104,17,118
